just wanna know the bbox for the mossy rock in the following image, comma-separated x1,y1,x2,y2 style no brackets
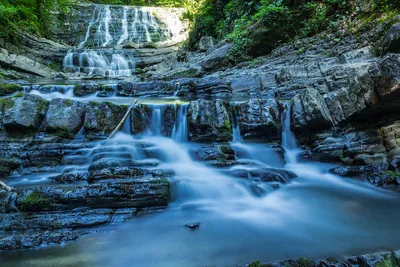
64,99,73,107
0,83,23,96
13,92,25,98
19,191,52,212
0,97,15,111
249,261,263,267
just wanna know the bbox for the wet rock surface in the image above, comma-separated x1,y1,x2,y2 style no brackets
187,99,232,142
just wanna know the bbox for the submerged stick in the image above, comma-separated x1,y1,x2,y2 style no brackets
108,99,138,139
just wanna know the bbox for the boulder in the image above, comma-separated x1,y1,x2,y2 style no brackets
187,99,232,142
3,94,48,133
198,36,217,52
234,99,281,140
199,44,232,71
117,81,135,96
84,101,127,138
45,98,86,138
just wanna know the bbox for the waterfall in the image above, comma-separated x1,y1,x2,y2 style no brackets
149,105,163,136
62,5,185,77
122,113,132,135
118,7,129,45
97,6,113,47
63,50,136,77
172,104,188,143
281,103,299,164
230,104,243,144
79,6,100,48
76,5,181,48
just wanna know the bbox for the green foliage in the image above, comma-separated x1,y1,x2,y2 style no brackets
384,171,400,180
228,35,252,63
89,0,186,6
0,0,71,42
376,255,399,267
249,261,263,267
188,0,400,60
19,191,52,212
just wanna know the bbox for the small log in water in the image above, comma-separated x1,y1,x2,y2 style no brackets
108,99,138,139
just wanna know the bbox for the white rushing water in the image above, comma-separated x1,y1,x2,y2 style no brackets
64,5,184,77
172,104,188,143
2,102,400,267
78,5,182,48
63,50,136,77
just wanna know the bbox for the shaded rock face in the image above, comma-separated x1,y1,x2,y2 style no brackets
381,120,400,169
0,158,20,176
131,104,151,134
187,99,232,142
45,99,86,138
291,53,400,134
3,94,48,133
234,99,281,140
382,23,400,53
291,88,333,131
84,102,126,138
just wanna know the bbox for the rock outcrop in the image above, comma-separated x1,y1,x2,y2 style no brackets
3,94,48,133
45,99,86,138
187,99,232,142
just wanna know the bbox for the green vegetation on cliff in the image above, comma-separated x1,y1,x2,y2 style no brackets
188,0,400,60
88,0,185,6
0,0,71,41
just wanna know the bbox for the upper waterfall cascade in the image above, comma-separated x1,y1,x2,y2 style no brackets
78,5,183,48
62,5,186,77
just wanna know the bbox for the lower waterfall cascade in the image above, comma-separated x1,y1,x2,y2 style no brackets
2,101,400,267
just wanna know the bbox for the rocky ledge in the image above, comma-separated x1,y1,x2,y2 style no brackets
246,249,400,267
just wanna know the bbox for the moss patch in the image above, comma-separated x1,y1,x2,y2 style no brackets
249,261,263,267
0,97,15,111
13,92,25,98
37,99,49,114
19,191,52,212
64,99,73,107
0,83,23,96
